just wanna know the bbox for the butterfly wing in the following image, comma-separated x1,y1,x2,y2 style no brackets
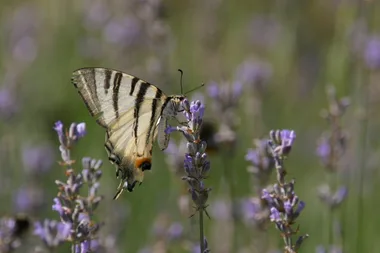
72,67,167,198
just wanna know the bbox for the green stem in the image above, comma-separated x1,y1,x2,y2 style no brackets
199,209,205,253
356,69,369,253
222,151,239,251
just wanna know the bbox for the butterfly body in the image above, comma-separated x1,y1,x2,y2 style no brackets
72,68,184,198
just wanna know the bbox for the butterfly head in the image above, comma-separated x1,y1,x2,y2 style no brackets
167,95,186,115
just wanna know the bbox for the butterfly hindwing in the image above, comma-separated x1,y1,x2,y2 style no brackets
156,115,170,150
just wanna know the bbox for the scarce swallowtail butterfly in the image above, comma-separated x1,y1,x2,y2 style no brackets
72,67,185,199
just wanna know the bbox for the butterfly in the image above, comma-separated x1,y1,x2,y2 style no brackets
72,67,185,199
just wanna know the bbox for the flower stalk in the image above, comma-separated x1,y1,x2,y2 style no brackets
316,86,350,251
167,99,211,253
34,121,103,253
262,129,308,253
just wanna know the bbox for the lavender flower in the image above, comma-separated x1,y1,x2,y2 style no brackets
34,220,71,249
241,137,275,243
240,197,269,229
316,85,350,249
245,138,274,193
167,99,211,253
318,185,348,210
138,213,185,253
316,86,350,172
34,121,103,252
262,129,308,252
206,81,242,148
54,121,86,165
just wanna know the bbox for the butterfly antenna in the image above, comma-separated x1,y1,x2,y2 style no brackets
178,69,184,94
184,83,205,95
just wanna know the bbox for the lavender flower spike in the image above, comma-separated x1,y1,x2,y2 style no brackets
263,129,308,252
34,121,103,252
167,99,211,253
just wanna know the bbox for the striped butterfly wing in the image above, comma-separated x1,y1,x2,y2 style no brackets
72,68,167,198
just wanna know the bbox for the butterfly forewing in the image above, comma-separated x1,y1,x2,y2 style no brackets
72,68,163,127
72,67,176,198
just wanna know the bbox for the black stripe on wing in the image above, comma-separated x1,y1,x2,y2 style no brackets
133,82,150,144
112,72,123,119
130,77,139,96
145,89,163,145
104,69,111,92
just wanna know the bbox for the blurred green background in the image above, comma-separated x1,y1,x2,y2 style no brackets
1,0,380,252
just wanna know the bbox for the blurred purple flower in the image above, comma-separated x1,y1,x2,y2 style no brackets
207,82,219,98
316,137,330,164
316,245,327,253
14,186,44,213
333,186,348,203
103,17,142,47
318,185,348,209
82,0,110,31
34,220,71,247
167,223,183,241
240,197,269,228
206,81,242,148
0,88,18,119
210,199,230,220
207,81,242,104
316,245,343,253
12,36,37,63
245,149,260,164
164,141,187,176
364,36,380,70
0,215,30,252
22,145,54,173
241,198,260,220
236,60,272,92
245,139,272,173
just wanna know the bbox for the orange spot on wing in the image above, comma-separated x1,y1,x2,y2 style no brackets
135,157,152,168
